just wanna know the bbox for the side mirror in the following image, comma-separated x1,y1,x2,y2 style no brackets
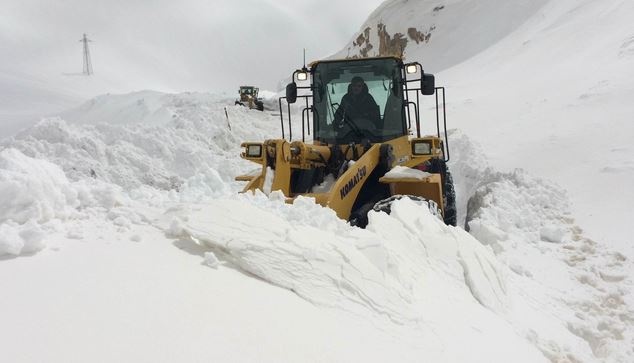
286,82,297,104
421,73,435,95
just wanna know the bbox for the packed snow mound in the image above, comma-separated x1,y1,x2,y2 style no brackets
467,169,571,251
2,92,281,191
445,129,492,227
171,193,508,319
466,172,634,361
166,193,551,362
0,91,300,256
446,128,634,362
59,90,176,126
332,0,549,71
0,220,45,257
0,148,78,224
0,148,136,256
58,90,276,126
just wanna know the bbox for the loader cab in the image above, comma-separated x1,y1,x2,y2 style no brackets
311,58,406,144
282,56,439,145
239,86,258,98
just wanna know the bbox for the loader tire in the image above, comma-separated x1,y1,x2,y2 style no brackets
349,201,376,228
443,170,457,226
372,195,442,221
428,158,457,226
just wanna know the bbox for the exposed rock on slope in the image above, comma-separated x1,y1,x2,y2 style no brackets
334,0,549,71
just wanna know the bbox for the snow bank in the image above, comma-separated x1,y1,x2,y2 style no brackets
166,193,549,361
0,147,139,256
465,169,634,361
168,193,512,320
0,148,72,256
2,92,281,191
444,129,634,361
58,90,175,126
466,169,570,252
0,91,303,258
0,148,78,224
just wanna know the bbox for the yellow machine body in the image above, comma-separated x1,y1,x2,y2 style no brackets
236,86,262,110
235,56,454,226
237,135,445,221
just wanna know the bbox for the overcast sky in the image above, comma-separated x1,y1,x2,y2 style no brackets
0,0,385,94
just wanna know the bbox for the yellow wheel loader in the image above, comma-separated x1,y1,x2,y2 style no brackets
235,56,456,227
235,86,264,111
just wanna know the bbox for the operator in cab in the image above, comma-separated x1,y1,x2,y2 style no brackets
333,76,381,132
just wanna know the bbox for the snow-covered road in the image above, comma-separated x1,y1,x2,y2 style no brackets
0,90,631,361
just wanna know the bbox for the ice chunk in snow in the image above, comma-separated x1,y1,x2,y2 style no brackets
204,251,220,268
268,190,286,202
113,216,131,228
0,223,23,255
179,168,231,202
66,229,84,240
0,221,45,256
167,218,185,237
18,222,46,254
540,225,565,243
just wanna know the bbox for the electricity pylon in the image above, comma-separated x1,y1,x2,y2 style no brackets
79,33,93,75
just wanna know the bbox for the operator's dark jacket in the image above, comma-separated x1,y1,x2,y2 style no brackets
334,84,381,128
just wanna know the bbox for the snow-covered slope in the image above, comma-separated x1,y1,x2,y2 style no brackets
2,92,275,191
332,0,549,72
438,0,634,260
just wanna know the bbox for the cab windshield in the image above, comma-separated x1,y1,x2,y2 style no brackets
312,58,406,144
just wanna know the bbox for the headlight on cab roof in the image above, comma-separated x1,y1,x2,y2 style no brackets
412,141,432,155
